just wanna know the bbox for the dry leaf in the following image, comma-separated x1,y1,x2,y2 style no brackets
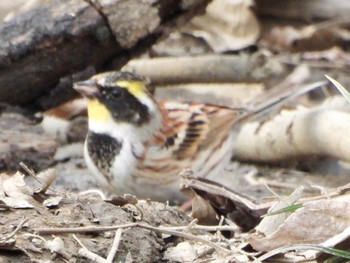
163,242,197,262
302,46,350,66
284,226,350,261
45,237,64,253
106,194,138,206
250,194,350,251
0,238,16,249
181,174,269,231
262,24,350,52
188,0,260,52
3,172,33,196
35,168,56,194
45,237,70,259
255,187,304,236
0,196,34,209
0,173,34,208
191,194,218,225
43,196,63,208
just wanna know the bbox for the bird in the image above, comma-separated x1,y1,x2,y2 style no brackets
73,71,246,202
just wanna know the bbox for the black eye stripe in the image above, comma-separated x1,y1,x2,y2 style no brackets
99,86,124,100
111,88,123,98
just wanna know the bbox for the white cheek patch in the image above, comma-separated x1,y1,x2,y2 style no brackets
138,96,157,115
88,108,161,145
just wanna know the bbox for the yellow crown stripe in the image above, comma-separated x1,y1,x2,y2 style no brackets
116,80,146,98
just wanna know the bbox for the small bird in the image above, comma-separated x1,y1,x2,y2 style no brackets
73,71,245,202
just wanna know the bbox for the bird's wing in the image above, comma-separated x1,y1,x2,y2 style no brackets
154,101,244,160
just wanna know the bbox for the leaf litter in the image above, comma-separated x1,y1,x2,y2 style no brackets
3,84,350,262
182,172,350,262
0,166,258,262
3,1,350,261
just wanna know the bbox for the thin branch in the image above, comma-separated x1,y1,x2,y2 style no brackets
20,162,41,183
20,162,58,194
162,224,238,232
138,223,232,255
36,222,234,255
35,223,237,235
73,234,107,263
106,229,122,263
36,223,138,235
78,189,106,200
73,229,122,263
1,218,28,241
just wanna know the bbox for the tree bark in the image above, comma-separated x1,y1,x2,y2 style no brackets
0,0,210,110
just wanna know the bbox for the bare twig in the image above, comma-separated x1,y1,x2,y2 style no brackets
1,217,28,241
78,189,107,200
164,224,238,233
183,218,198,232
138,223,232,255
73,234,107,263
37,223,137,235
106,230,122,263
20,162,57,194
37,222,234,255
20,162,41,183
73,229,122,263
35,223,237,235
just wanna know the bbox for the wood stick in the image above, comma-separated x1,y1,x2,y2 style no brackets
123,55,287,85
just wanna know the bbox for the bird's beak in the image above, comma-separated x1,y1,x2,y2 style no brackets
73,80,99,98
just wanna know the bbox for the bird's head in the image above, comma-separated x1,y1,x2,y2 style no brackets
74,71,156,124
73,71,160,139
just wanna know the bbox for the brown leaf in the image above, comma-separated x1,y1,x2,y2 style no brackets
34,168,56,194
191,194,218,225
106,194,138,206
250,195,350,251
181,173,270,231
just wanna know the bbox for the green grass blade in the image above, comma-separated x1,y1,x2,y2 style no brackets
261,203,303,218
256,244,350,262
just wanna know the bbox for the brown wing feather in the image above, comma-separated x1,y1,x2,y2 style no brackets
199,104,244,150
156,101,244,160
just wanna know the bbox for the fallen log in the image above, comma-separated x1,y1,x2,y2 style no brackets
0,0,210,110
234,106,350,163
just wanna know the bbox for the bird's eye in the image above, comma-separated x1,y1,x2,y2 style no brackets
110,88,123,100
100,89,107,96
